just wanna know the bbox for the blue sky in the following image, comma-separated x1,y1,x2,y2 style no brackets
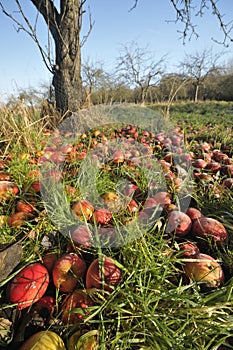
0,0,232,101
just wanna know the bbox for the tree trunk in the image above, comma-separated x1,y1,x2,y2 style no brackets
194,84,199,103
31,0,84,115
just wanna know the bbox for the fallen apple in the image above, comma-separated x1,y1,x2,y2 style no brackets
86,256,122,292
19,330,66,350
62,289,94,324
68,329,99,350
52,253,86,292
7,263,49,310
184,253,224,289
166,210,192,236
72,200,94,221
92,208,112,225
192,216,228,245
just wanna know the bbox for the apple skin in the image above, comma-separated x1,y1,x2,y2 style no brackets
93,208,112,225
222,178,233,188
33,295,56,318
52,253,86,293
16,199,35,213
71,225,92,247
186,207,204,222
19,330,66,350
7,263,49,310
8,211,34,227
42,252,58,274
72,200,94,221
184,253,224,289
86,256,122,292
62,289,94,324
0,181,19,201
179,241,200,258
153,191,171,206
166,210,192,236
192,217,228,245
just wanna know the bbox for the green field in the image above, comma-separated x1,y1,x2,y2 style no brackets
0,102,233,350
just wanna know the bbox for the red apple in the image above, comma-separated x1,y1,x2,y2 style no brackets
222,178,233,188
192,217,228,244
193,159,207,169
179,241,200,258
93,208,112,225
186,207,204,222
8,211,34,227
62,289,94,324
72,200,94,221
71,225,92,247
153,191,171,206
16,199,35,213
86,256,122,292
0,181,19,201
166,210,192,236
184,253,224,289
52,253,86,293
7,263,49,310
42,252,58,274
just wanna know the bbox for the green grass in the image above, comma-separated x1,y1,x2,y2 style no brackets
0,101,233,349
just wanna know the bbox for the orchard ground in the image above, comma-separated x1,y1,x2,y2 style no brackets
0,101,233,349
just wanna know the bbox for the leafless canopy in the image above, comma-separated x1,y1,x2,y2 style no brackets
131,0,233,46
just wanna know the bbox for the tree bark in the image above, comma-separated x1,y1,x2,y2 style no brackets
31,0,84,114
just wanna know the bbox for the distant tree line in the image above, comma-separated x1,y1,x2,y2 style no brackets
81,45,233,106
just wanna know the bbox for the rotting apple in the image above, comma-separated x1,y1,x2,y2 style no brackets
92,208,112,225
0,181,19,201
184,253,224,289
52,253,86,293
16,199,35,213
62,289,94,324
72,200,94,221
86,256,122,292
179,241,200,258
7,263,49,310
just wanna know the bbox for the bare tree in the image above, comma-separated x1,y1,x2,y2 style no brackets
116,42,166,105
131,0,233,46
180,48,223,102
0,0,93,115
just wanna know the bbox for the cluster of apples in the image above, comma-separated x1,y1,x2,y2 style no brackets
0,123,232,349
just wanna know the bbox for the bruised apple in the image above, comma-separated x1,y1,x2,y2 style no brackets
72,200,94,221
92,208,112,225
0,181,19,201
7,263,49,310
192,217,228,244
62,289,94,324
86,256,122,292
19,330,66,350
184,253,224,289
166,210,192,236
179,241,200,258
52,253,86,292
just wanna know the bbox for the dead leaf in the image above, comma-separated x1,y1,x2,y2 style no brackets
0,242,22,283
